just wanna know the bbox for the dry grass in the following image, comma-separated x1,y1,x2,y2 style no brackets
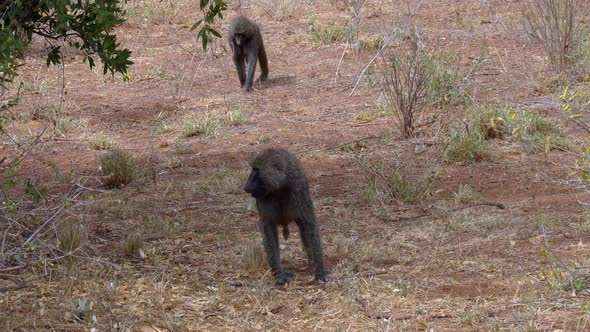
123,234,144,257
91,132,118,150
98,148,138,188
3,1,590,331
258,0,302,21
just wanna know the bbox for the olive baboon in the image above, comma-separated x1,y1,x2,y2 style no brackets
244,148,328,286
228,16,269,93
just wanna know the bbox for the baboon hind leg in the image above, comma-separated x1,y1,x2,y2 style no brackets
261,221,289,286
295,217,328,283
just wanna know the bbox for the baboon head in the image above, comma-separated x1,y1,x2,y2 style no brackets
243,148,307,199
244,149,287,198
229,16,256,46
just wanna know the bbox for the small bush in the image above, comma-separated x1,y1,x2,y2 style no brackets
523,0,588,78
358,156,438,205
310,19,352,44
123,234,144,257
472,105,569,152
427,51,472,108
50,114,83,136
174,140,192,154
223,110,248,126
158,122,175,133
360,34,384,50
241,240,266,273
91,132,117,150
381,30,433,138
182,115,219,137
446,129,494,163
59,222,86,254
99,148,138,188
453,184,480,205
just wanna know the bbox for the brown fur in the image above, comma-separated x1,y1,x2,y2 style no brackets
244,148,328,286
228,16,269,92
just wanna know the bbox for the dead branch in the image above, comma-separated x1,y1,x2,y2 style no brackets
350,32,399,95
381,202,506,222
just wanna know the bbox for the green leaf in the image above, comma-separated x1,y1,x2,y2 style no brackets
191,19,203,31
46,47,62,67
210,28,222,38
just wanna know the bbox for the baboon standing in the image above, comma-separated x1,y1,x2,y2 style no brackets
228,16,269,92
244,148,328,286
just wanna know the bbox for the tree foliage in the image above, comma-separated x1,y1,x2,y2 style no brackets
0,0,133,86
191,0,227,50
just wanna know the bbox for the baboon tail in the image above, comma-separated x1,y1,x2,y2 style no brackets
258,43,269,78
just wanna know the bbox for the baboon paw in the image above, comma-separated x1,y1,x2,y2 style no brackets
275,275,289,287
259,75,268,82
314,275,329,285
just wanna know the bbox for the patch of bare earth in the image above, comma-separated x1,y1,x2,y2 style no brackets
2,0,590,331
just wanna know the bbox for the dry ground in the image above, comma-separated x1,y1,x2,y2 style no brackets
2,0,590,331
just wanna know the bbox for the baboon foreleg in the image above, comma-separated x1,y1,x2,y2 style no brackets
261,221,289,286
233,51,246,88
244,52,258,92
296,217,328,283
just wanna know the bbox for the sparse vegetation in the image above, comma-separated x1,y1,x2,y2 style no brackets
58,222,86,254
357,156,438,205
523,0,589,78
241,240,266,273
125,0,190,25
174,139,192,154
475,104,569,152
359,34,384,50
223,110,248,126
446,127,494,163
427,51,472,108
123,234,144,257
182,115,220,137
310,18,352,44
453,184,480,205
3,1,590,330
380,30,433,138
91,132,117,150
98,148,138,188
258,0,301,21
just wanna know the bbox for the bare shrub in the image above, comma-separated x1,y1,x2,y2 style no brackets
523,0,585,76
381,31,433,138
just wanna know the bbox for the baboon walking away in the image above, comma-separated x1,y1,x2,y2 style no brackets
228,16,269,92
244,148,328,286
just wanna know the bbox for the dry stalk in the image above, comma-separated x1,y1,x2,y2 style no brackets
0,175,106,272
381,32,432,138
523,0,581,74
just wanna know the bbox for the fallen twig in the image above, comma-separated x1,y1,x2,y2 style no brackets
381,202,506,222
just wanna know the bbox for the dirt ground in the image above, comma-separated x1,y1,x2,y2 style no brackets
2,0,590,331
